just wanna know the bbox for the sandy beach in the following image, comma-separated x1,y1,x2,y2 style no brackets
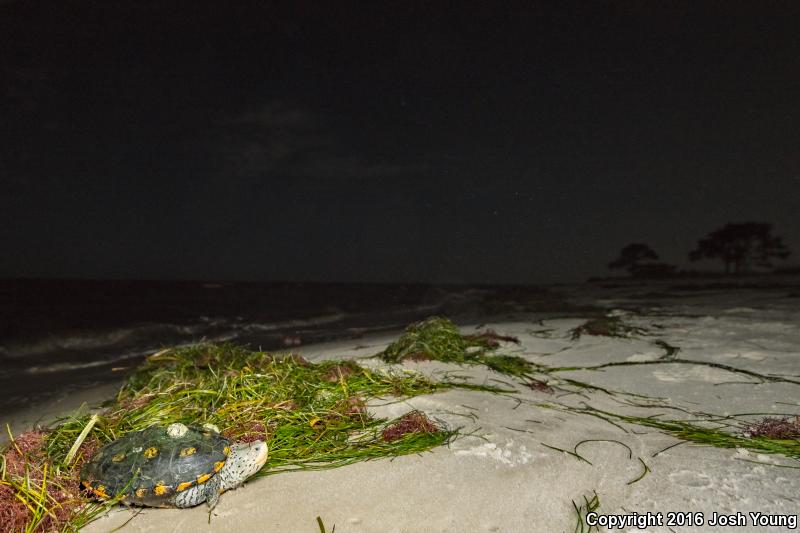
5,1,799,530
3,282,783,532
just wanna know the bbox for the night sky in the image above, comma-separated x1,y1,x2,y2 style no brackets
2,1,798,284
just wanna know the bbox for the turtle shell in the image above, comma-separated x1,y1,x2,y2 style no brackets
80,424,231,506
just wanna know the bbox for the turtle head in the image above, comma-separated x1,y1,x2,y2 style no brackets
237,440,269,475
220,440,268,489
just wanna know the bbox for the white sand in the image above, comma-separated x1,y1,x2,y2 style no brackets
28,286,800,532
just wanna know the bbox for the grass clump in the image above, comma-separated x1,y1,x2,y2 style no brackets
379,316,538,380
380,317,475,364
3,343,456,531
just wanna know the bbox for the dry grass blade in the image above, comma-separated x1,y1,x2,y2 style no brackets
64,414,98,466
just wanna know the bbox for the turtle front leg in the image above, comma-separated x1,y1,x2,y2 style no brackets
204,475,223,510
172,483,207,508
172,475,222,508
202,476,224,524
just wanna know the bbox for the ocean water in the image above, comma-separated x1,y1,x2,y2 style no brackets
0,280,562,418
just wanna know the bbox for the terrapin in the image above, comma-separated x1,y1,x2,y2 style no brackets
80,423,268,508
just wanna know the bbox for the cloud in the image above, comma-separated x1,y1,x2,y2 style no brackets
218,102,427,181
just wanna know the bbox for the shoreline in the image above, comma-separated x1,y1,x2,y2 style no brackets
0,280,573,421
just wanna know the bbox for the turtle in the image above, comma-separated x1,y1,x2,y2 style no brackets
80,422,268,508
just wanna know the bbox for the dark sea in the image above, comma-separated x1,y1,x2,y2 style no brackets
0,279,571,420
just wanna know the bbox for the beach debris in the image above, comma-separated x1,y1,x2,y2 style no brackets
525,379,555,394
3,428,48,474
1,427,99,532
281,353,311,366
148,347,174,360
282,335,303,346
402,351,434,361
379,316,487,364
118,393,155,410
464,329,521,348
569,316,647,339
743,416,800,440
334,396,367,418
381,410,439,442
379,316,541,380
380,316,468,363
223,421,269,443
80,424,268,508
321,361,361,382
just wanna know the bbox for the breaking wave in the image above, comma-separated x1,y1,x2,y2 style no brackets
0,311,349,362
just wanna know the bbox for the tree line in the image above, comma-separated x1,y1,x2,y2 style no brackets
609,222,791,278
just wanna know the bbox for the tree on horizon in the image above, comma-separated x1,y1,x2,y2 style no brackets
608,243,659,275
689,222,791,274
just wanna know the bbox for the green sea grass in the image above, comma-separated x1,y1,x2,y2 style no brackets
2,344,455,531
378,316,541,380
